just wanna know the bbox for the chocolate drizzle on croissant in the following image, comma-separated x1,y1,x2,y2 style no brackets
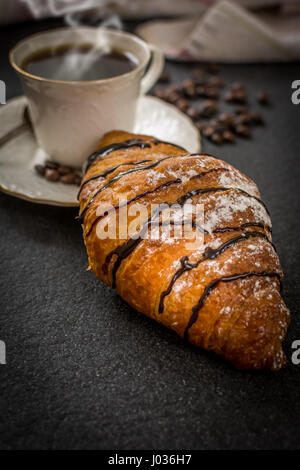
103,189,271,289
79,131,290,370
78,153,192,222
184,271,281,341
84,168,231,235
83,137,186,173
158,231,276,314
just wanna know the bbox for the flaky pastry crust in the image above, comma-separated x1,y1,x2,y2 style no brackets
79,131,290,370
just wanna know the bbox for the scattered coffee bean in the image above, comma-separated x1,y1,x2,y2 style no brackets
45,168,60,182
209,118,219,127
251,111,264,125
225,91,234,103
74,175,82,186
235,90,248,103
203,126,215,138
226,89,248,104
34,164,46,177
152,87,166,99
195,85,219,99
223,130,235,143
60,172,78,184
45,159,58,170
186,107,200,120
153,65,270,147
34,161,81,185
176,98,190,111
235,124,252,138
236,113,252,126
158,71,170,83
166,91,181,104
214,124,227,135
218,112,234,127
57,165,72,175
195,122,206,132
182,80,197,98
235,105,249,115
205,86,220,99
199,100,218,118
211,133,223,144
257,92,269,105
168,84,182,94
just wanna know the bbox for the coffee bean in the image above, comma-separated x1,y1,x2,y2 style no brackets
58,165,72,175
45,168,60,182
168,84,182,94
214,124,227,134
251,111,264,125
223,130,235,143
257,92,269,105
152,87,166,99
235,124,251,138
166,91,181,104
60,172,77,184
218,112,235,127
225,91,234,103
186,107,200,120
45,159,58,170
233,90,248,103
211,133,223,145
195,122,206,132
199,100,218,118
150,65,269,146
158,71,170,84
74,175,82,186
195,85,219,99
176,98,190,111
236,113,252,126
34,164,46,177
235,105,249,115
203,126,215,138
184,85,197,99
225,90,247,104
204,87,220,99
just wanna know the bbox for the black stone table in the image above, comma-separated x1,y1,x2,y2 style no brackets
0,19,300,450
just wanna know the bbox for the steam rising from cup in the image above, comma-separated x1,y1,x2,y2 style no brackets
21,0,125,82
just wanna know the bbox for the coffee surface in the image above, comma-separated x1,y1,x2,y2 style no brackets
22,44,137,81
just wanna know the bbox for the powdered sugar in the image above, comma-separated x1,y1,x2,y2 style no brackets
203,190,271,233
218,170,259,197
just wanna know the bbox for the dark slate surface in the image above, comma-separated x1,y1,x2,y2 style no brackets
0,19,300,450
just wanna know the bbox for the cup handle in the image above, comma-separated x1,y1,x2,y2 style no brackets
140,44,164,95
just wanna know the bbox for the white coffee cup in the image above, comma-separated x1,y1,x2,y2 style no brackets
10,27,164,168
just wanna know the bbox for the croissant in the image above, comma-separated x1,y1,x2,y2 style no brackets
78,130,290,370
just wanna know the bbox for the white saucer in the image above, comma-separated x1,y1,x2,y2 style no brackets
0,96,200,207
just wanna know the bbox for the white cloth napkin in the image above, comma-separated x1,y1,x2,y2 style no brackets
2,0,299,62
136,0,300,62
0,0,289,24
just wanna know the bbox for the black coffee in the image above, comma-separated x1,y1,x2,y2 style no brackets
22,44,137,81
